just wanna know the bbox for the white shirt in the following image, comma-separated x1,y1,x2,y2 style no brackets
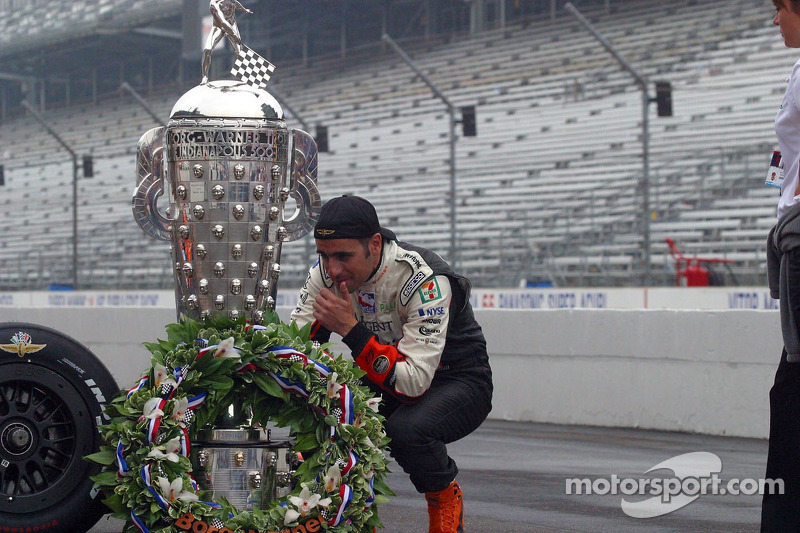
776,58,800,218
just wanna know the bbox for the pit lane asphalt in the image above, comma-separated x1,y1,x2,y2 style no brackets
89,419,766,532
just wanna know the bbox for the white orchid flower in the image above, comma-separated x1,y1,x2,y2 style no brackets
153,363,178,389
214,337,239,358
367,395,382,412
283,508,301,525
323,464,342,493
171,397,189,423
139,397,164,421
156,476,198,503
147,436,182,462
288,486,331,520
326,372,343,399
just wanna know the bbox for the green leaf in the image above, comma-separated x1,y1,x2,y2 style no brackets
292,432,320,452
101,493,127,514
90,469,121,486
202,374,235,390
373,478,396,497
372,494,392,505
84,448,116,465
142,341,163,356
251,372,287,399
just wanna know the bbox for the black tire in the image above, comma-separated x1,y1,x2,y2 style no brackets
0,322,119,533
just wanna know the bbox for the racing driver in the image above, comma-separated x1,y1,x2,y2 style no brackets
290,195,493,533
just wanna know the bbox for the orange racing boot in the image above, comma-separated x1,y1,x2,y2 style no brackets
425,480,465,533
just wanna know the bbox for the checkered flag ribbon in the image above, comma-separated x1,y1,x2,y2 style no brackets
231,45,275,90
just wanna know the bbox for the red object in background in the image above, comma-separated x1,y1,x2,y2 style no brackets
665,238,734,287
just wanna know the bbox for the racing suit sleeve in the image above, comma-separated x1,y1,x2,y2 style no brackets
290,261,333,343
341,275,452,403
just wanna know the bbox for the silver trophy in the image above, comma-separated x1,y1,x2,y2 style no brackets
132,1,320,509
132,1,320,324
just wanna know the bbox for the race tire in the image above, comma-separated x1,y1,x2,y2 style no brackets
0,322,119,533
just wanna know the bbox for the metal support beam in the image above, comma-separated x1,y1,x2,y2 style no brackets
565,2,652,286
21,100,79,288
120,82,165,126
382,33,458,268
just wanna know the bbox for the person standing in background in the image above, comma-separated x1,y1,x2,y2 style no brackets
762,1,800,529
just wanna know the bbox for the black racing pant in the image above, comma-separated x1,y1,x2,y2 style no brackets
762,348,800,531
378,373,492,494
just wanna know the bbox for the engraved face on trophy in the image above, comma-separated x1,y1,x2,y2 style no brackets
132,5,320,323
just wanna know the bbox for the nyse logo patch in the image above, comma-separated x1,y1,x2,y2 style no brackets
418,306,446,317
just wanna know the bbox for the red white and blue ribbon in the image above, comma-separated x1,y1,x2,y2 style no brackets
268,371,310,398
365,477,375,509
130,509,151,533
116,441,130,476
328,483,353,526
126,375,148,399
341,449,359,477
186,392,207,410
179,426,191,457
339,385,354,426
141,463,169,511
146,399,168,444
272,346,332,377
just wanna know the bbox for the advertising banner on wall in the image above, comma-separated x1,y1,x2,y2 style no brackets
0,288,780,311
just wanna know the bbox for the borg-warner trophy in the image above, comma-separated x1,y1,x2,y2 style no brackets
132,16,320,323
131,0,321,510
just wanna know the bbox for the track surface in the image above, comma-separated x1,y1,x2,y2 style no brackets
90,419,767,532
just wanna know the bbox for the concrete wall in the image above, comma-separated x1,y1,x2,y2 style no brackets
475,309,781,439
0,306,782,439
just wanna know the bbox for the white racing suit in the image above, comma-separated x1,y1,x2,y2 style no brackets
291,238,492,492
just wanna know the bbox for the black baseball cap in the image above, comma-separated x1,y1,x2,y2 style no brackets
314,195,396,241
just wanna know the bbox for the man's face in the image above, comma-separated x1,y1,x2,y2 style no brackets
316,235,381,293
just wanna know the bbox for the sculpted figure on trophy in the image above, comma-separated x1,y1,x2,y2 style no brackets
202,0,252,84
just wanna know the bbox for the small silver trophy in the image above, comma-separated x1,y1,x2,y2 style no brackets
131,0,320,507
132,0,320,325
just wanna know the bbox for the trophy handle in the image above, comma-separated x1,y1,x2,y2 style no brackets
283,129,321,242
132,127,170,241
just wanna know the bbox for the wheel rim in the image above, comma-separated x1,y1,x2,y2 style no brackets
0,364,95,513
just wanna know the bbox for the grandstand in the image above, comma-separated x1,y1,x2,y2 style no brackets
0,0,790,290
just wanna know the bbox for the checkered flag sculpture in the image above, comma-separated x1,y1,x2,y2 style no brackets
231,45,276,90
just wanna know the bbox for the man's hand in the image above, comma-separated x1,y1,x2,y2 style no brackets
313,282,358,337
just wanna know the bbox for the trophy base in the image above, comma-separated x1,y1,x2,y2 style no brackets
191,428,299,510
